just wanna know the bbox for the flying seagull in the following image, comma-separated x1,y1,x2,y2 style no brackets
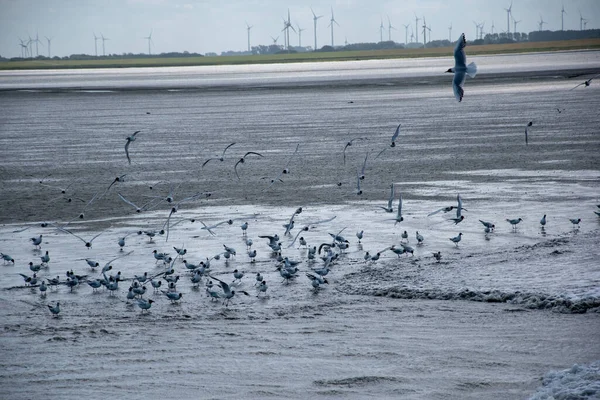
445,33,477,102
124,130,140,165
202,143,236,167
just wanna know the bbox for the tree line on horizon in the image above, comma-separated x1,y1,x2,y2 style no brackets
1,29,598,62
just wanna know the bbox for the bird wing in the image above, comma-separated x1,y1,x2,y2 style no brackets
525,126,528,145
452,71,466,102
361,152,369,175
454,33,467,68
356,168,361,192
57,227,87,245
268,143,300,188
221,142,236,157
375,147,387,159
427,207,445,217
397,195,403,218
456,194,463,218
210,276,231,295
118,192,140,210
243,151,264,158
234,159,242,180
124,140,132,165
387,184,395,209
391,124,401,142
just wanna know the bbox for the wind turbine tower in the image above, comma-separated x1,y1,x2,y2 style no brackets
33,32,42,57
504,1,513,34
491,20,495,34
561,5,567,31
448,23,452,41
45,36,52,57
579,10,586,31
329,7,339,47
387,16,396,41
93,33,99,56
380,19,384,42
414,14,421,44
297,23,305,47
402,24,410,45
422,16,427,47
101,33,108,56
246,22,252,52
311,7,323,50
144,30,153,55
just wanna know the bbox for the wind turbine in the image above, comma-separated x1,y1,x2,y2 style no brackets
479,21,485,39
512,15,521,33
448,23,452,42
579,10,583,30
45,36,53,57
387,16,396,41
379,18,384,42
504,1,513,34
18,38,28,58
311,7,323,50
561,4,567,31
245,22,252,52
33,32,42,57
583,19,588,30
402,23,410,45
414,14,421,43
281,9,296,50
473,21,481,40
101,33,108,56
491,20,495,34
93,32,99,56
297,23,305,47
27,35,33,58
422,16,427,47
328,7,339,47
144,30,153,55
410,27,414,43
538,14,547,31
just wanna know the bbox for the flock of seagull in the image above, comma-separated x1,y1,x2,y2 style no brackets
3,32,599,317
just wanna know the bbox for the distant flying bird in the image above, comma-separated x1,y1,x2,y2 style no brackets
342,137,366,165
234,151,264,180
570,73,600,90
124,130,140,164
445,33,477,102
202,143,236,167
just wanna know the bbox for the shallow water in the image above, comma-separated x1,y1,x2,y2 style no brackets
1,52,600,399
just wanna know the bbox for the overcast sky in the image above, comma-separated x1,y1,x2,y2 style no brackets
1,0,598,58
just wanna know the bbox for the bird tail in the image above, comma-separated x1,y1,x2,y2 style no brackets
466,62,477,78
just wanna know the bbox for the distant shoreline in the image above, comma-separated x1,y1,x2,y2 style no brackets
1,38,599,71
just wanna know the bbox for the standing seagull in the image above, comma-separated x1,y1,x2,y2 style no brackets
124,130,140,165
445,33,477,102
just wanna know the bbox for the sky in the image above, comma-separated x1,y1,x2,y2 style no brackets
0,0,599,58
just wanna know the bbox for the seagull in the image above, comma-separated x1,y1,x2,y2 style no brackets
378,183,395,213
392,195,403,225
570,73,600,90
209,276,249,306
416,231,424,244
124,130,141,165
540,214,547,227
506,218,523,230
525,121,533,145
30,234,43,249
433,251,442,262
456,194,467,219
449,232,463,247
342,137,366,165
356,168,362,195
449,215,465,225
256,280,268,297
284,206,303,236
401,230,408,242
117,192,152,213
569,218,581,227
479,220,495,231
307,273,328,291
356,230,363,243
266,143,300,188
199,219,235,236
1,253,15,264
57,228,103,249
40,251,50,265
445,33,477,102
234,151,264,180
47,302,60,317
359,152,369,180
162,290,183,303
428,206,455,217
19,272,37,286
390,123,401,147
202,142,236,167
136,298,154,313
